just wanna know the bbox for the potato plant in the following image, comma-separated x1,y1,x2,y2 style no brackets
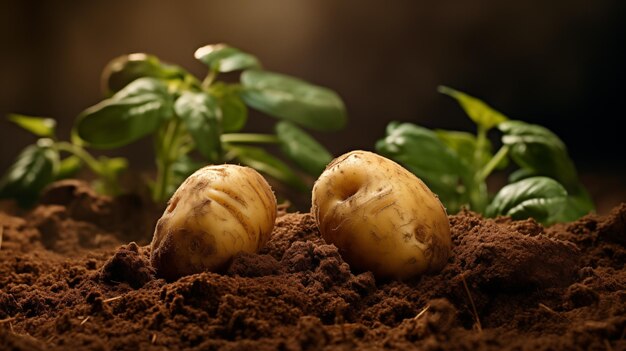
312,150,451,280
376,87,595,225
0,44,346,205
150,164,276,280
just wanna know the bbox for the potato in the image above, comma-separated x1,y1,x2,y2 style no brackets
312,150,451,280
150,164,277,280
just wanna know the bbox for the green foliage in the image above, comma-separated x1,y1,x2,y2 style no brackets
486,177,568,224
77,78,174,149
0,141,58,207
174,91,221,162
2,44,346,205
1,114,128,206
194,44,261,73
240,70,347,131
376,122,472,213
377,87,594,225
8,114,56,137
275,121,333,176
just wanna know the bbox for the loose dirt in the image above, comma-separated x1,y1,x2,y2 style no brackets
0,180,624,350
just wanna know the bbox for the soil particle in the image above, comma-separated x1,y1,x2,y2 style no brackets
0,189,625,350
100,242,155,289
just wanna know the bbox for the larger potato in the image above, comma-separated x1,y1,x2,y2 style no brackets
150,164,277,280
312,150,451,280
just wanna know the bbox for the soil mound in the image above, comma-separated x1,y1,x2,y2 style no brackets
0,186,624,350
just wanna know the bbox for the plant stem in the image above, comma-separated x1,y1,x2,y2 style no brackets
468,125,489,212
474,125,487,171
479,145,509,182
221,133,280,144
202,69,218,89
55,141,122,195
153,118,182,203
55,141,102,174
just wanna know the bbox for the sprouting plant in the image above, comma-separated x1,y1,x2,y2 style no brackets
0,114,127,207
376,86,594,225
76,44,346,203
1,44,346,206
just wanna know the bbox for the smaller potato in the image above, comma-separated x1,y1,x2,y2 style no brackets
150,164,277,280
312,150,451,280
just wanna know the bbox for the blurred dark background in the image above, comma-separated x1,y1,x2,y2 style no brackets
1,0,624,211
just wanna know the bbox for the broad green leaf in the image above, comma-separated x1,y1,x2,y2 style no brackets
438,86,508,130
8,114,57,138
376,122,472,213
230,145,308,192
240,69,347,131
194,44,261,72
0,140,58,207
55,156,82,180
175,91,222,162
76,78,173,149
435,129,508,171
499,120,579,191
486,176,569,225
507,195,592,226
508,168,537,183
102,53,188,95
506,197,569,226
219,93,248,133
275,121,332,176
210,83,248,132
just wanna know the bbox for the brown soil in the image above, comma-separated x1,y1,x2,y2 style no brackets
0,180,625,350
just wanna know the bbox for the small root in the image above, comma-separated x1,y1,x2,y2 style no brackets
0,316,17,324
461,273,482,333
413,305,430,320
538,303,556,314
103,296,123,303
80,316,90,326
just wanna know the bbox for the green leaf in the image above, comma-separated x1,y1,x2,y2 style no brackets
508,168,537,183
174,91,222,162
506,197,569,226
276,121,333,176
210,83,248,132
76,78,174,149
438,86,508,130
101,53,188,95
8,114,56,138
0,140,58,207
486,176,571,225
194,44,261,73
435,129,508,171
500,121,595,217
376,122,472,213
55,156,82,180
230,145,308,192
498,120,579,190
240,69,347,131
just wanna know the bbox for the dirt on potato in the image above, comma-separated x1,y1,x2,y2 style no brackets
0,180,625,350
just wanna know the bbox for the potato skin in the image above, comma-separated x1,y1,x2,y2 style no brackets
312,150,451,280
150,164,277,280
